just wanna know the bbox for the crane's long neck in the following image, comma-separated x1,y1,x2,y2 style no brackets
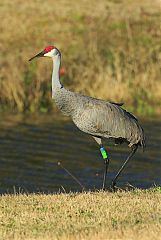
51,53,76,117
52,54,62,98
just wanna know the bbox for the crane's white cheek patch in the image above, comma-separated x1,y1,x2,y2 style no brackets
44,52,53,57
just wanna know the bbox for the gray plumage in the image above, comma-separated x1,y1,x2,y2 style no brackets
29,46,145,189
53,86,145,149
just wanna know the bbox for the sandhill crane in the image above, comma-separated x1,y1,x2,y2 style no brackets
29,46,145,190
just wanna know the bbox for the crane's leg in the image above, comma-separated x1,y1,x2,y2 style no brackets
101,147,109,190
111,144,138,190
93,137,110,190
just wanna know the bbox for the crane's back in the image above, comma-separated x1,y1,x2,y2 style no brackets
52,87,145,149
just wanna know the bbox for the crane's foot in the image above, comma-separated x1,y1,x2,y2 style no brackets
110,181,117,191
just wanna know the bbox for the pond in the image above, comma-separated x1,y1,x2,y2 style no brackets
0,114,160,193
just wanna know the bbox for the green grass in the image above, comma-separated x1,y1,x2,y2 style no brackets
0,188,161,240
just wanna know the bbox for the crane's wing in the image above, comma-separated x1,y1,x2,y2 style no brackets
72,97,144,147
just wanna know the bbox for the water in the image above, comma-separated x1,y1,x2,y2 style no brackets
0,114,160,194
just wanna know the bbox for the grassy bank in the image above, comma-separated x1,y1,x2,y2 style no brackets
0,0,161,115
0,188,161,240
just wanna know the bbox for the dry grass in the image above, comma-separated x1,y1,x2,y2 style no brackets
0,0,161,114
0,188,161,240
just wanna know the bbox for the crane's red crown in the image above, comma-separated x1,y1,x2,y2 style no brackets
43,46,55,53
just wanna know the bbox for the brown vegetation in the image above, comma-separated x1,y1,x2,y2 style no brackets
0,0,161,114
0,189,161,240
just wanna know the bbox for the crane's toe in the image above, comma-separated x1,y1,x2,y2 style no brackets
110,181,117,191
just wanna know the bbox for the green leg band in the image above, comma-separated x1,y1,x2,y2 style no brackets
100,147,108,159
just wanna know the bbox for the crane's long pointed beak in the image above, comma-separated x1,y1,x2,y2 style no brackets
29,51,45,61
